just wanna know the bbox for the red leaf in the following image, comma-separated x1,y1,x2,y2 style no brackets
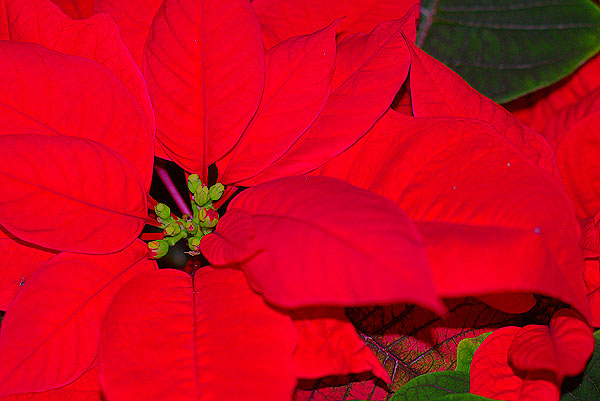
3,367,102,401
95,0,163,67
291,307,390,383
241,19,412,185
253,0,419,49
470,326,561,401
408,42,559,177
508,53,600,133
0,41,154,189
324,117,589,317
508,309,594,378
0,135,147,253
202,176,444,314
0,0,155,143
218,21,337,184
49,0,94,18
542,88,600,218
0,229,57,310
199,209,257,265
100,267,297,401
0,241,156,396
144,0,265,176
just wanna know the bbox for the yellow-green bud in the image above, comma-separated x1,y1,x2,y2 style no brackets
209,183,225,201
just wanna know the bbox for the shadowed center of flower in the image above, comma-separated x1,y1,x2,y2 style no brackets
148,174,224,258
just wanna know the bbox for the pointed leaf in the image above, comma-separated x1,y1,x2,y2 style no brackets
408,42,559,176
470,327,561,401
0,230,57,310
95,0,164,66
508,309,594,378
291,307,390,383
0,241,156,396
416,0,600,103
0,42,154,188
100,267,297,401
324,117,589,317
253,0,419,48
144,0,265,175
241,19,412,185
202,176,444,314
0,0,155,145
218,22,337,184
0,135,147,253
3,367,102,401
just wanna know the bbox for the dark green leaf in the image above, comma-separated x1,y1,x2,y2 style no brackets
455,332,493,373
390,370,493,400
560,330,600,400
416,0,600,103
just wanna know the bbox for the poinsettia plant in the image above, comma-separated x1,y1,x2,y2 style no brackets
0,0,599,400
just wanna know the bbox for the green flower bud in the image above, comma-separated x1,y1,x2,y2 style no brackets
200,208,219,228
209,183,225,201
194,185,210,207
188,236,202,251
164,222,181,236
154,203,171,221
187,174,201,194
148,240,169,259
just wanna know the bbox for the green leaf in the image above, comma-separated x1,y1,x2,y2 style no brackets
456,332,493,373
416,0,600,103
560,330,600,400
390,370,493,400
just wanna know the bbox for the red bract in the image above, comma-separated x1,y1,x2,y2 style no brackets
470,326,561,401
144,0,265,176
320,115,589,318
470,309,593,401
0,0,156,150
202,176,443,312
3,367,102,401
0,1,157,397
252,0,419,48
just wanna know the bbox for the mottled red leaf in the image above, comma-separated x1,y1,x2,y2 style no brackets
508,53,600,133
0,135,147,253
3,367,101,401
95,0,163,67
0,229,57,310
49,0,94,18
296,297,548,400
0,0,155,141
241,19,412,185
0,42,153,188
408,42,559,177
202,176,444,314
253,0,419,48
0,241,155,396
323,117,588,317
508,309,594,378
144,0,265,176
291,307,390,383
470,327,561,401
218,21,337,184
100,267,297,401
541,88,600,218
